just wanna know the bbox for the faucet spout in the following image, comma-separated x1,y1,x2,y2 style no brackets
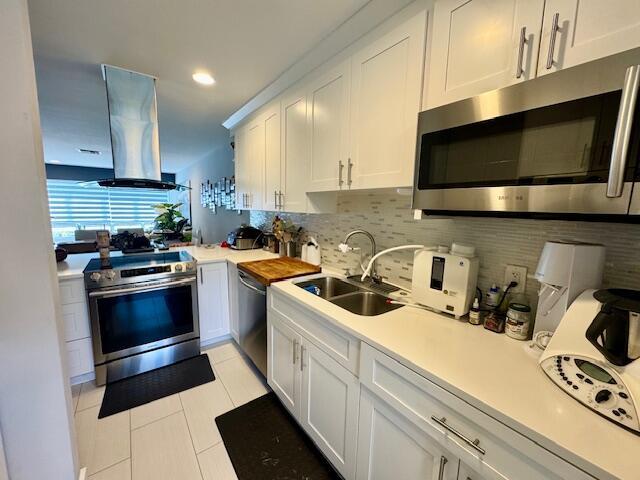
341,230,380,282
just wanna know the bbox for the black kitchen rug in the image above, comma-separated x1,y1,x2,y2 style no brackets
216,392,340,480
98,354,214,419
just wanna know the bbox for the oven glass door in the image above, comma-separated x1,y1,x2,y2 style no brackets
418,91,639,191
90,278,197,361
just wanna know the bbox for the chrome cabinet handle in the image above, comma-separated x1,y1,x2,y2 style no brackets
545,12,560,70
338,160,344,188
516,26,526,79
431,416,486,455
200,268,203,285
279,190,284,210
292,339,298,364
608,65,640,198
347,158,353,187
300,344,305,371
274,190,278,209
437,456,448,480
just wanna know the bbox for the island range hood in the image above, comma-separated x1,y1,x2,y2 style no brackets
97,64,188,190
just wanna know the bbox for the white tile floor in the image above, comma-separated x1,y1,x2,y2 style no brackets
72,340,269,480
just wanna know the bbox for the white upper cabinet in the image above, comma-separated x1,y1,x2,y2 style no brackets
427,0,545,108
280,87,310,213
245,118,265,211
262,101,281,211
307,60,351,192
349,7,427,189
538,0,640,77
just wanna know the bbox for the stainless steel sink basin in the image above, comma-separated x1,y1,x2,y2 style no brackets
297,277,361,299
329,291,401,316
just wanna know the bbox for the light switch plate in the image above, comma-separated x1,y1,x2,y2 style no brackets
505,265,527,294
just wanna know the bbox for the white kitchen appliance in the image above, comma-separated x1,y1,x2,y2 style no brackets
411,246,479,319
540,289,640,434
533,241,605,334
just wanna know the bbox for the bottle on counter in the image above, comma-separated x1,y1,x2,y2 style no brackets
469,298,482,325
485,284,500,308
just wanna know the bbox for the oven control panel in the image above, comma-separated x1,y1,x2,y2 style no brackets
541,354,639,433
85,262,196,287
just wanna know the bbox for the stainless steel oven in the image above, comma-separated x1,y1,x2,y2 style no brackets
413,49,640,218
84,252,200,385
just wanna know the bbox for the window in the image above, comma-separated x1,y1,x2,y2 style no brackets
47,179,170,243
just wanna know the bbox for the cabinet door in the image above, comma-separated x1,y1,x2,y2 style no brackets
262,102,282,211
267,313,301,417
538,0,640,76
197,263,230,344
245,119,265,210
356,389,458,480
227,263,240,343
234,126,251,210
307,60,351,192
349,8,426,190
280,87,309,212
427,0,544,108
66,338,94,379
300,339,359,480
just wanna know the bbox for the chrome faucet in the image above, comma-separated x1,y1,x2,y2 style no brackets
340,230,381,283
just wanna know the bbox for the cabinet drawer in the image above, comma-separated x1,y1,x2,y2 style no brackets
66,338,94,379
269,289,360,376
62,302,91,341
58,278,85,305
360,343,594,480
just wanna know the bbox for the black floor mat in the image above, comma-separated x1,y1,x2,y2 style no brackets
98,354,214,419
216,392,340,480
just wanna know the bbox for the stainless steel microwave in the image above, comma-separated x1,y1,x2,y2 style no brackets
413,49,640,218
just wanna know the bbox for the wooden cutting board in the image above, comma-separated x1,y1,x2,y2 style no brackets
237,257,321,286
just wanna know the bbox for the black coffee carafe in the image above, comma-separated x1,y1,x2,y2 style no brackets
586,289,640,366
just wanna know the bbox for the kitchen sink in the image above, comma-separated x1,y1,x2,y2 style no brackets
329,291,401,316
297,277,361,299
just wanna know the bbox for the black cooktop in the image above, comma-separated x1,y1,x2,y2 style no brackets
83,251,192,273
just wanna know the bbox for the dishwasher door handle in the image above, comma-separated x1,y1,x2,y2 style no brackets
238,275,267,296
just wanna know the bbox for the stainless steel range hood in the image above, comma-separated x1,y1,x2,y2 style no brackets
98,64,187,190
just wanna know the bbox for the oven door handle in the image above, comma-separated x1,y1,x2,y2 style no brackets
607,64,640,198
88,276,196,298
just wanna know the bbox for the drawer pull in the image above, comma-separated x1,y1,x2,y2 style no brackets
431,416,486,455
292,339,298,364
437,456,447,480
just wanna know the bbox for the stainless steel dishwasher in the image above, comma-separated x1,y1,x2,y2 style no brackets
237,270,267,377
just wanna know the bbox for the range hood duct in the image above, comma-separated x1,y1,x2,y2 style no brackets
98,64,187,190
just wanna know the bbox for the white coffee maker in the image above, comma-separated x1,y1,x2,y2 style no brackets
533,241,605,334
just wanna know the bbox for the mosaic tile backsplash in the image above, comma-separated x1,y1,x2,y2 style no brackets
250,191,640,305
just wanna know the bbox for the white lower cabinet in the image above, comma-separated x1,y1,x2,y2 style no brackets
356,387,458,480
65,337,94,379
227,263,240,343
58,277,94,381
197,262,230,345
267,309,360,479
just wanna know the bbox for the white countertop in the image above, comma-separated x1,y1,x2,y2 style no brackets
56,246,280,280
272,273,640,480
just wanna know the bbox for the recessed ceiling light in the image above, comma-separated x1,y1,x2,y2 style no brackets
192,72,215,86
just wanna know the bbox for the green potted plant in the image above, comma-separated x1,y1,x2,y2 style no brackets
152,203,188,241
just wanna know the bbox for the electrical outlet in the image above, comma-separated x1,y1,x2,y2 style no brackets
504,265,527,294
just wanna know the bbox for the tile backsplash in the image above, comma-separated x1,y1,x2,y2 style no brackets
250,191,640,304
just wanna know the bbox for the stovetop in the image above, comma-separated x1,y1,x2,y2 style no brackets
84,251,192,273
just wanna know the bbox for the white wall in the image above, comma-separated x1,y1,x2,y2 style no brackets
176,145,249,244
0,0,78,478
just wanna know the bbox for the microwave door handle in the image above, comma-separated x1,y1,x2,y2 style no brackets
607,65,640,198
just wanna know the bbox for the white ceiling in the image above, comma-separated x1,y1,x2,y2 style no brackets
28,0,370,173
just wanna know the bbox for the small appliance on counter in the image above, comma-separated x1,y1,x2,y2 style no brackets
540,289,640,434
533,241,605,335
227,225,264,250
110,230,153,254
411,243,479,319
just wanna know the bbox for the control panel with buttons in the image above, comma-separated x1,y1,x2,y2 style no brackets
541,354,639,433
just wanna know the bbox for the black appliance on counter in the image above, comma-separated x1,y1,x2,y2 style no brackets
227,226,264,250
